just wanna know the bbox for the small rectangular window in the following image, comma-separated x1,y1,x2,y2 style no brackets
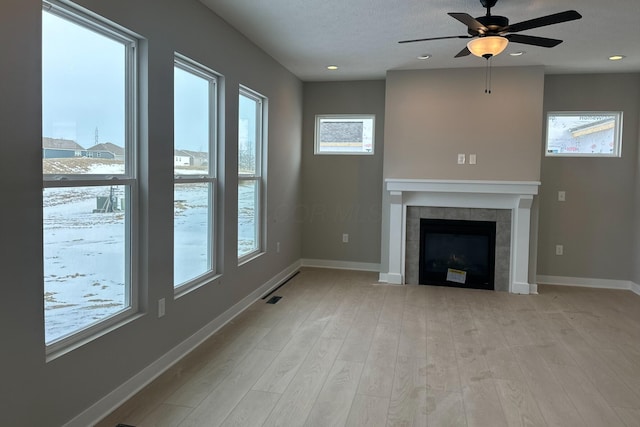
238,87,265,262
315,114,375,155
173,55,218,291
545,111,623,157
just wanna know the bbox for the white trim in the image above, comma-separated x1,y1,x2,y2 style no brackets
529,283,539,295
512,281,532,295
64,261,301,427
301,258,380,272
537,275,636,291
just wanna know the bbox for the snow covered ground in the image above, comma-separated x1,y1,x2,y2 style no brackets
44,158,255,343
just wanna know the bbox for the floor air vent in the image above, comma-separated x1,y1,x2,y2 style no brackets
266,296,282,304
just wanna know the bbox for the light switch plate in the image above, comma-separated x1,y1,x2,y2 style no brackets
457,154,466,164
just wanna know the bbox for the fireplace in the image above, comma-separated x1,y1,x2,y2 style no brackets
383,179,540,294
419,219,496,290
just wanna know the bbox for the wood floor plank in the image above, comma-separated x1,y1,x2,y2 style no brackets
386,356,428,426
494,378,546,427
178,349,278,427
262,337,343,427
357,322,400,398
344,394,389,427
138,403,192,427
252,319,325,394
304,360,364,427
219,390,281,427
426,389,467,427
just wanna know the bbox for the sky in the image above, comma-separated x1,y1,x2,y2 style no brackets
43,9,209,153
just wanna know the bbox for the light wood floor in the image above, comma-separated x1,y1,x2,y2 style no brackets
97,268,640,427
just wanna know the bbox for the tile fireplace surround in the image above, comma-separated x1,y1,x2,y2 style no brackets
382,179,540,294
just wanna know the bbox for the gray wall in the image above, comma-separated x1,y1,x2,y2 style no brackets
301,81,385,265
0,0,302,425
383,66,544,181
537,74,640,280
380,66,545,275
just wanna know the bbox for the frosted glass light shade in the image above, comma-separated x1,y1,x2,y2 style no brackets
467,36,509,58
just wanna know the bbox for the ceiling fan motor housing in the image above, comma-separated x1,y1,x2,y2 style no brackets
472,15,509,35
480,0,498,8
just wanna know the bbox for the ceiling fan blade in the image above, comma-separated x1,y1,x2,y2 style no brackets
506,10,582,33
505,34,563,48
398,35,472,44
454,46,471,58
448,13,488,33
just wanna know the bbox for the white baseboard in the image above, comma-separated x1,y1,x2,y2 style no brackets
537,275,639,295
529,283,539,295
301,258,380,272
65,261,301,427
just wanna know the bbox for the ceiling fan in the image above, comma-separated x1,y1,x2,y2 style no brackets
399,0,582,59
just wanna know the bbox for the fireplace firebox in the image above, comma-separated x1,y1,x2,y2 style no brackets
419,218,496,290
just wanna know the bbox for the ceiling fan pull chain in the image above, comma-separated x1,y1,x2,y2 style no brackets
484,57,492,94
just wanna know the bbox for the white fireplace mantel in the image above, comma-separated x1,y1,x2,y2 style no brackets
383,179,540,294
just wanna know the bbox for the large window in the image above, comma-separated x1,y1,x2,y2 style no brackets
238,88,265,261
315,114,375,155
173,55,218,290
546,111,623,157
42,1,138,348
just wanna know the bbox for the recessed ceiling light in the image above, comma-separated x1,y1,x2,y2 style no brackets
327,65,339,70
608,55,625,61
417,54,431,60
509,51,525,56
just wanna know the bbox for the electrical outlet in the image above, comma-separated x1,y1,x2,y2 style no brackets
469,154,477,165
342,233,349,243
457,153,466,164
555,245,564,256
158,298,165,318
558,191,566,202
276,241,280,253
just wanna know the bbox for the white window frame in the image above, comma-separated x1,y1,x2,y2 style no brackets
42,0,139,354
173,54,219,294
314,114,375,155
545,111,623,157
238,87,266,263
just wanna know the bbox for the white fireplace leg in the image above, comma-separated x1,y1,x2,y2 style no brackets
387,191,403,284
511,195,534,294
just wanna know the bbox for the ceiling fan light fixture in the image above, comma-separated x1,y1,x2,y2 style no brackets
467,36,509,58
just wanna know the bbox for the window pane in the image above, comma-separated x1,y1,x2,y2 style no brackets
315,115,375,154
546,112,622,157
42,11,127,174
174,183,211,285
238,94,258,175
238,180,258,257
43,186,129,344
174,66,210,176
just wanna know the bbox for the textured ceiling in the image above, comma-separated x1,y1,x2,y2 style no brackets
200,0,640,81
